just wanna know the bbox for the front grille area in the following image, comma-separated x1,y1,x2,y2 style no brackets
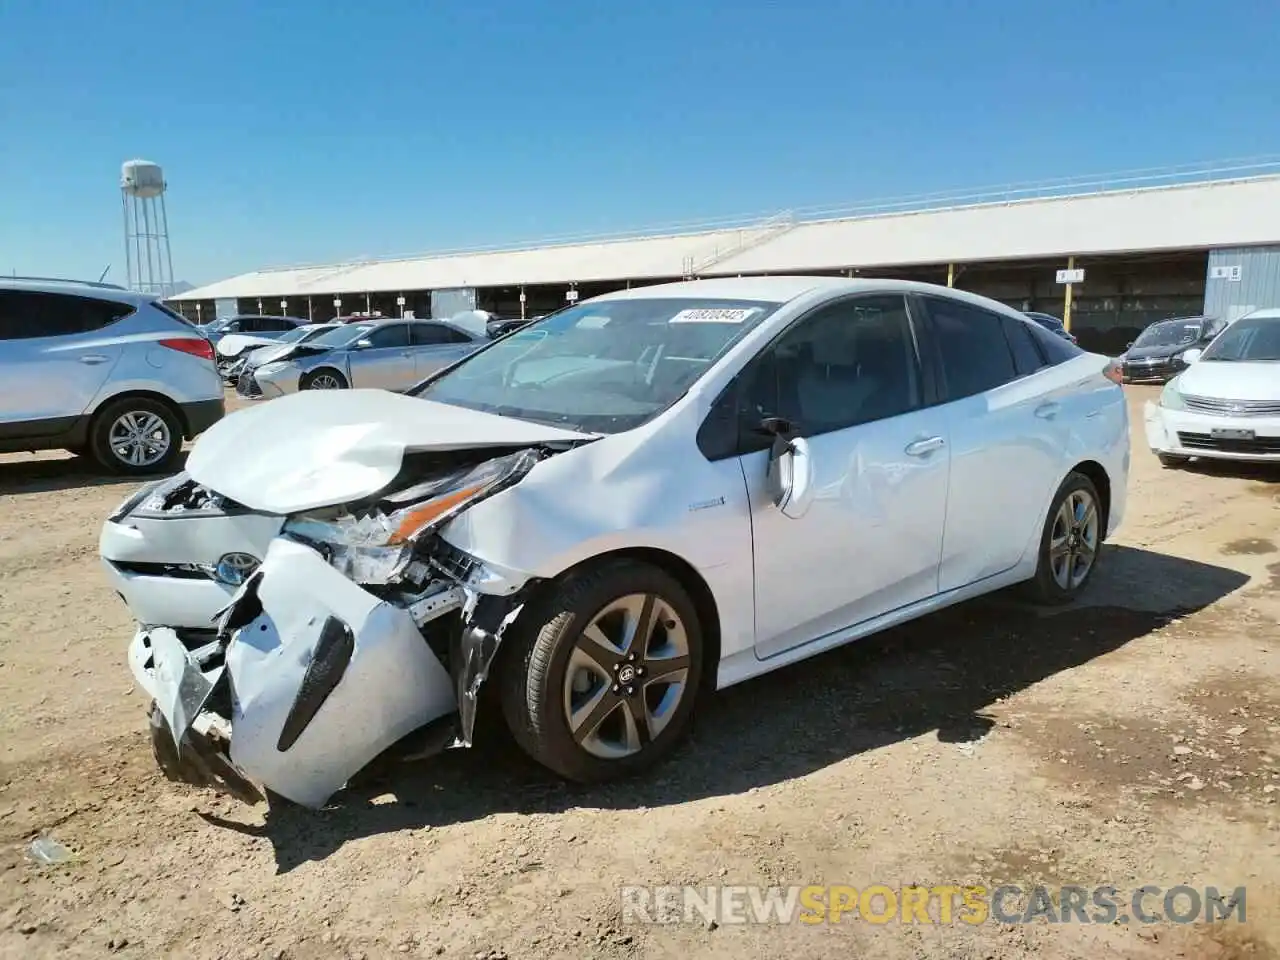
112,560,214,580
1176,432,1280,455
236,370,262,397
1182,395,1280,417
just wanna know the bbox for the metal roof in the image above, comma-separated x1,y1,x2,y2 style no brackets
171,173,1280,302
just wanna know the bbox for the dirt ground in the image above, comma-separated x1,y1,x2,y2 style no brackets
1,385,1277,960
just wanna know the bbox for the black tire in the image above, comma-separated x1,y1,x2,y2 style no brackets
500,559,704,783
300,368,348,390
1157,453,1190,469
89,396,183,475
1022,471,1104,606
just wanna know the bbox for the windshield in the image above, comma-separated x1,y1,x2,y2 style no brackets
413,297,779,433
306,323,374,349
1134,319,1201,347
1200,317,1280,362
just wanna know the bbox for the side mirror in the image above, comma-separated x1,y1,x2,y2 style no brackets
353,338,373,350
763,420,815,519
1181,348,1202,365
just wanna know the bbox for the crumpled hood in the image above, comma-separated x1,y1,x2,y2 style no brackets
216,333,281,358
1177,361,1280,401
245,341,302,368
186,389,593,514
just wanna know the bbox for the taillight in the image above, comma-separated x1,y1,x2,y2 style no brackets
1103,360,1123,385
160,337,215,361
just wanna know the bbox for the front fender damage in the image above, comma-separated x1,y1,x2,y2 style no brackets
141,537,536,809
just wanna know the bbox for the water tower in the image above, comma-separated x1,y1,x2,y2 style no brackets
120,160,176,297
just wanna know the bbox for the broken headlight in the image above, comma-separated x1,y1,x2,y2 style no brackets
282,450,538,585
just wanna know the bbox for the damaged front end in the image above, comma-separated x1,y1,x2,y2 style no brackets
134,447,551,809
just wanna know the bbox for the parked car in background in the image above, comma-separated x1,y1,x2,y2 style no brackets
0,277,223,473
198,314,308,347
237,318,487,398
218,323,339,381
113,277,1129,808
1024,311,1077,344
481,316,533,338
1144,309,1280,467
1120,315,1225,383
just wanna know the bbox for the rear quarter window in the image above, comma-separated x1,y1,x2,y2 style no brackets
1025,322,1084,364
0,290,135,340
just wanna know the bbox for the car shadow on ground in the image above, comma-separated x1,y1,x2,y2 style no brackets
0,452,188,496
200,544,1250,873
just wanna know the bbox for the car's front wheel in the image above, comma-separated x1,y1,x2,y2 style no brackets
500,559,704,782
1024,471,1104,605
301,369,348,390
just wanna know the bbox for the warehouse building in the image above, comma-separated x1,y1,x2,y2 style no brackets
169,170,1280,354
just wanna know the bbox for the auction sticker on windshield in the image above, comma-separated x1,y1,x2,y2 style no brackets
669,307,760,324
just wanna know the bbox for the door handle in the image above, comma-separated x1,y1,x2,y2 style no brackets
78,355,109,365
905,436,946,457
1034,401,1061,419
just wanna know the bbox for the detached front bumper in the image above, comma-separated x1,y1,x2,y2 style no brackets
133,537,465,808
1144,401,1280,462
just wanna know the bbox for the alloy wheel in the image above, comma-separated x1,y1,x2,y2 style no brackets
107,411,172,468
1048,489,1099,590
309,373,343,389
562,593,691,759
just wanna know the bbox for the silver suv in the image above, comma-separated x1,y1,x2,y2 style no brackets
0,277,225,474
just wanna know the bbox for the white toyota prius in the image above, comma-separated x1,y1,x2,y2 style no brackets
106,277,1130,807
1144,308,1280,467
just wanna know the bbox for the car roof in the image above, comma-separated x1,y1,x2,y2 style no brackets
0,276,156,306
1240,308,1280,320
590,275,1037,317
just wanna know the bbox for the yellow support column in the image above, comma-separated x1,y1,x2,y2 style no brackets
1063,255,1075,334
947,263,955,287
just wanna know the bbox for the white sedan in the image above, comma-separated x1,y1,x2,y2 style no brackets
108,277,1130,807
1145,309,1280,467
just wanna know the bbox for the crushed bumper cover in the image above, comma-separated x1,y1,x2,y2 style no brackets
133,537,471,808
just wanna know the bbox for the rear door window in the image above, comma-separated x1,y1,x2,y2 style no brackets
0,290,134,340
412,323,472,346
922,297,1018,400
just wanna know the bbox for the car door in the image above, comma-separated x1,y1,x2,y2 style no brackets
916,295,1068,592
0,290,129,432
409,322,480,378
722,294,951,659
344,323,415,389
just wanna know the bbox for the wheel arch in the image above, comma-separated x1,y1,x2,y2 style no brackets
493,545,724,695
86,389,191,438
1067,459,1112,540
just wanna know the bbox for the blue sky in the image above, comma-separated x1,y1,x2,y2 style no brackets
2,0,1278,285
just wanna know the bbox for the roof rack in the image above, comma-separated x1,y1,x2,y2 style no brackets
4,275,128,291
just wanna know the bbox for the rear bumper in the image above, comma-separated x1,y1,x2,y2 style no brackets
180,398,225,438
1144,401,1280,461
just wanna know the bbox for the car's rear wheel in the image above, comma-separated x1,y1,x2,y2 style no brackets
89,397,183,475
1157,453,1190,469
500,559,703,782
301,369,348,390
1023,472,1103,605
